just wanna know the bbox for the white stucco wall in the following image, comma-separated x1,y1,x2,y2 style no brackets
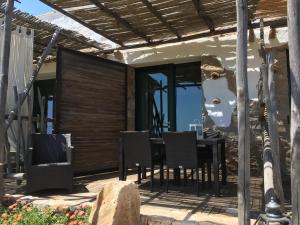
36,27,288,129
119,27,288,128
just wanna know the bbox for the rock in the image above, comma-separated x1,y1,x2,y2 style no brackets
89,181,140,225
141,215,150,225
172,221,199,225
145,215,175,225
201,64,225,80
54,206,69,213
141,215,199,225
69,205,80,211
32,202,49,209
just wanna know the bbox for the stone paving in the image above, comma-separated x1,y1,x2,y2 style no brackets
3,170,291,225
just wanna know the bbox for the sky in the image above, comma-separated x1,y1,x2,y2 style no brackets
15,0,52,16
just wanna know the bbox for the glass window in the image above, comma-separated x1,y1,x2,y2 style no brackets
175,63,203,137
47,96,54,134
148,73,169,132
176,85,203,132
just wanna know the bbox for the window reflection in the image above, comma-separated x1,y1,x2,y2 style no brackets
147,73,169,136
176,63,203,136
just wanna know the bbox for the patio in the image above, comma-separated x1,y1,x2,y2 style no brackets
0,0,298,224
4,170,291,225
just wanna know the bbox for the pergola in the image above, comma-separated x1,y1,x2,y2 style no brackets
0,1,299,225
40,0,287,49
0,7,107,59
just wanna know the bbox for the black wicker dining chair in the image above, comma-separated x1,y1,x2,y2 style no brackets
120,131,160,191
199,131,226,185
163,131,201,195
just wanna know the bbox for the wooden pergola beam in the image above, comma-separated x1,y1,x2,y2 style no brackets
89,0,151,43
288,0,300,223
192,0,215,31
100,17,287,53
236,0,250,224
141,0,181,39
40,0,124,46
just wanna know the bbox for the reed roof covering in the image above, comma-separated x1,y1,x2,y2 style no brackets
40,0,287,49
0,7,106,59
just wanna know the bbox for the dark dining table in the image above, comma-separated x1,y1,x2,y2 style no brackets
119,136,226,196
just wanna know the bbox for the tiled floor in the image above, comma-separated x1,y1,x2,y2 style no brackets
4,170,291,225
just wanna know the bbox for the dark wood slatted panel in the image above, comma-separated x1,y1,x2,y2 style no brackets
56,48,127,173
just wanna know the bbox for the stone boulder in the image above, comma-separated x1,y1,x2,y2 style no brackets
140,215,200,225
89,181,141,225
141,215,175,225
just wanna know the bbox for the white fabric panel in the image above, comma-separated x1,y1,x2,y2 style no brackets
0,23,34,157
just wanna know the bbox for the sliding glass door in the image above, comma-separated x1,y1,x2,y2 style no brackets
175,63,203,135
136,65,176,136
135,62,202,136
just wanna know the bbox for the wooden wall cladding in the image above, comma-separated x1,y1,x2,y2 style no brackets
56,48,127,174
126,66,135,131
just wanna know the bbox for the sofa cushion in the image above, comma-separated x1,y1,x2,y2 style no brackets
32,134,71,165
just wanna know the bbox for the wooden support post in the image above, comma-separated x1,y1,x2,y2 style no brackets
13,87,25,172
4,132,11,174
37,88,46,134
236,0,250,224
18,96,25,171
0,0,14,195
260,19,266,63
13,86,20,173
18,93,25,170
262,123,275,204
248,28,255,43
267,52,285,208
261,64,283,209
288,0,300,223
5,29,61,131
259,19,284,210
26,86,34,162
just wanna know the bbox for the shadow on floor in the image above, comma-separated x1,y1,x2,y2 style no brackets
4,170,291,221
137,173,264,219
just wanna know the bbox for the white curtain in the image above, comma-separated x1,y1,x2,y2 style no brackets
0,23,34,161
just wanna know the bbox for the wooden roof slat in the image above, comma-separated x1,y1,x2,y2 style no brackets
40,0,124,46
0,6,109,59
192,0,215,31
39,0,287,48
100,17,287,52
141,0,181,39
11,11,102,51
89,0,151,43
